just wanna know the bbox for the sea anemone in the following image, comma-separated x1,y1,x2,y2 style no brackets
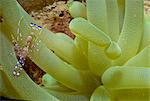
0,0,150,100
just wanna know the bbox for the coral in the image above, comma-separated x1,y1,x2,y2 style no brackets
30,1,75,39
0,0,150,100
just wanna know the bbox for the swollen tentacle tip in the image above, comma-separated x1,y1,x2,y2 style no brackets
90,86,111,101
69,17,111,47
42,74,57,87
101,66,123,87
105,41,122,60
68,1,86,18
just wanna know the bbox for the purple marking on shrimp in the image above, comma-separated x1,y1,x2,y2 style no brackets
38,26,42,28
30,22,43,30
